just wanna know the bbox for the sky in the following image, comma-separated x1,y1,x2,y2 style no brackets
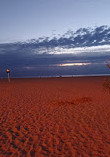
1,0,110,77
0,0,110,42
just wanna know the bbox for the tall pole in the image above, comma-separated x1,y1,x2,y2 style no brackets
6,69,10,82
8,72,10,82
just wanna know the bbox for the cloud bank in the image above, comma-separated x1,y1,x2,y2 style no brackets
0,25,110,77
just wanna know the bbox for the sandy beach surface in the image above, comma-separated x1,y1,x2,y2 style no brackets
0,76,110,157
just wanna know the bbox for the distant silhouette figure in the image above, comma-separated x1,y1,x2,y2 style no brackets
6,69,10,82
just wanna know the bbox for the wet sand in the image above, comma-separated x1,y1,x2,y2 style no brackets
0,77,110,157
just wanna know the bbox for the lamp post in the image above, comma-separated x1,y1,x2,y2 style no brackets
6,69,10,82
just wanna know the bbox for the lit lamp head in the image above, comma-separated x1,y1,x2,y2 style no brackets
6,69,10,73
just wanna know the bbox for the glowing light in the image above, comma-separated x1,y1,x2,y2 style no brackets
58,63,91,66
6,69,10,73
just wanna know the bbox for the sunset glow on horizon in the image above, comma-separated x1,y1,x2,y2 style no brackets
58,63,91,66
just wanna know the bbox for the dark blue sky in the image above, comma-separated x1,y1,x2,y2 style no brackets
0,0,110,42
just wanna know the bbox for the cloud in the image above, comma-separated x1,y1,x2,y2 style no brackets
1,25,110,77
44,45,110,56
0,48,109,78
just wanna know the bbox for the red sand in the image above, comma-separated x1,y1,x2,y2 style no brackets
0,77,110,157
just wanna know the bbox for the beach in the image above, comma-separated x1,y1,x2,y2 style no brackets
0,76,110,157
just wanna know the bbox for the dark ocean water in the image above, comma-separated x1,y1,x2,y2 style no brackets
2,74,110,79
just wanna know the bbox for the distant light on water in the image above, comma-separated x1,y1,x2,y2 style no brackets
58,63,91,66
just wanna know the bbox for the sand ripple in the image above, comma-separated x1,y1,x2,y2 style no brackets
0,77,110,157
